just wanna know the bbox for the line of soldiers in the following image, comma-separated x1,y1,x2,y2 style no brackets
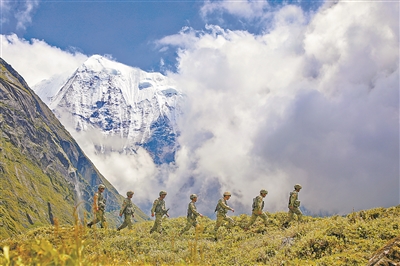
87,183,303,234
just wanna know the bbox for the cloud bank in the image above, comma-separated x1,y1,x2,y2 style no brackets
1,34,87,87
156,1,399,216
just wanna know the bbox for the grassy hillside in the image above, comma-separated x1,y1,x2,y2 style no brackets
0,205,399,265
0,136,76,237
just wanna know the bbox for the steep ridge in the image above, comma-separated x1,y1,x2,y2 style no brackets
0,58,148,238
36,55,182,165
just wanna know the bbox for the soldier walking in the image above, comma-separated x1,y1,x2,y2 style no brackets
87,184,107,228
283,184,303,228
213,191,235,235
245,189,268,230
117,190,135,231
180,194,203,236
150,190,169,234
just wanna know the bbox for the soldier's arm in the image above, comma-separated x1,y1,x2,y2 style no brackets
93,193,99,211
151,199,158,216
289,193,296,209
220,199,233,211
190,203,201,216
256,196,263,213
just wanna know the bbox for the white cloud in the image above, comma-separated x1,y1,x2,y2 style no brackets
1,34,88,87
0,0,40,30
159,0,399,216
0,1,11,25
201,0,272,22
15,0,40,30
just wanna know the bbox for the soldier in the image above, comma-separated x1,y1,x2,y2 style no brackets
245,189,268,230
213,191,235,234
283,184,303,228
150,190,169,234
180,194,203,236
117,190,135,231
87,184,107,228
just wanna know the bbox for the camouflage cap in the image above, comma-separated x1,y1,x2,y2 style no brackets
260,189,268,194
159,190,167,196
223,191,232,196
98,184,105,189
127,190,134,196
294,184,302,190
190,194,198,200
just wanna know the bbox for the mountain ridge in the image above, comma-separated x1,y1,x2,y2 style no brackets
0,57,148,238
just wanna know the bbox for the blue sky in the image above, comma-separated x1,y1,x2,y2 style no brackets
3,0,203,72
1,0,399,215
2,0,321,72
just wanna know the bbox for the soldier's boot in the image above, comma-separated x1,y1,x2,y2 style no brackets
87,222,93,228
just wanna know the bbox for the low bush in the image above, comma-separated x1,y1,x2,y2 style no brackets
0,206,399,265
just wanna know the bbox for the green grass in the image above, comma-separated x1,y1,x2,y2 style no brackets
0,205,399,265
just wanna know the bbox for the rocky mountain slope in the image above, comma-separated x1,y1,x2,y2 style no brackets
0,58,148,238
34,55,183,165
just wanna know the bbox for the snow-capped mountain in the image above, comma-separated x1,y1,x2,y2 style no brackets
36,55,183,164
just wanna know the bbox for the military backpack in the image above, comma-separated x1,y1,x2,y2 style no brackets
252,196,264,211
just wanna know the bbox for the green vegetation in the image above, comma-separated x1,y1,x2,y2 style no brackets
0,58,149,240
1,205,399,265
0,136,77,238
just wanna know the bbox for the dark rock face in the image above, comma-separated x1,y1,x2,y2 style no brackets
0,58,147,237
143,115,178,165
368,234,400,266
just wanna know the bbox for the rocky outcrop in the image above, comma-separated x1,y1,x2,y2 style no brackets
368,234,400,266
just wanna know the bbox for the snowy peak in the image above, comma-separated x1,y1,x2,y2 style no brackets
48,54,182,164
54,55,179,111
79,55,133,76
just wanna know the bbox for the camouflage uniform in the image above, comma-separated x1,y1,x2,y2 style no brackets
87,184,106,228
287,184,302,223
180,197,201,235
150,191,168,234
117,191,135,231
213,197,235,233
247,193,268,228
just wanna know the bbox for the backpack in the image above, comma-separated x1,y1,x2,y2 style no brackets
252,197,257,210
214,200,223,213
252,196,264,211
